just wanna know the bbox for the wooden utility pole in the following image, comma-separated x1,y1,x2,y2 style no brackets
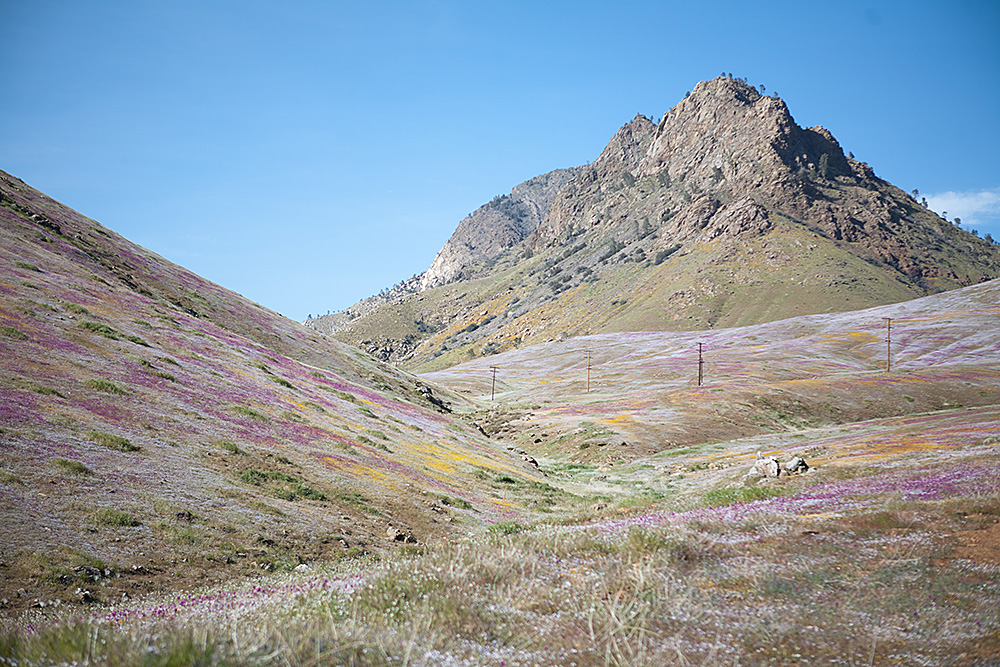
697,342,704,386
489,366,500,401
586,351,591,393
882,317,892,372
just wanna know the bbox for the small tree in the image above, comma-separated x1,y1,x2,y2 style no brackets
818,153,830,179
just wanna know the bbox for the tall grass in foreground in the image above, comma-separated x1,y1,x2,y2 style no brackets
4,488,999,666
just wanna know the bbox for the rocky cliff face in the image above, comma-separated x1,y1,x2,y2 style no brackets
420,167,584,289
310,76,1000,368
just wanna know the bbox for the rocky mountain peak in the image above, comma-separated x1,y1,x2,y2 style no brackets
309,76,1000,367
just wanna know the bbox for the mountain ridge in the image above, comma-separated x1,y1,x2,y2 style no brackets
307,76,1000,370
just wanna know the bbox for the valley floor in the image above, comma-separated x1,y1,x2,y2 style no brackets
4,405,999,666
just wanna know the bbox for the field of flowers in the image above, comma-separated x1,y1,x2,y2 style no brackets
426,278,1000,460
4,404,998,665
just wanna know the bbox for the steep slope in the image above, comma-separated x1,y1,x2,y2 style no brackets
0,170,544,614
311,76,1000,371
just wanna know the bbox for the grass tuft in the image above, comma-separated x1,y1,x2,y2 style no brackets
0,325,28,340
85,378,128,394
81,321,119,339
52,458,94,475
87,430,140,452
217,441,243,455
231,405,269,422
94,507,141,527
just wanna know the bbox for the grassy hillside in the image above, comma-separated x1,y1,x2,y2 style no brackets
0,170,547,615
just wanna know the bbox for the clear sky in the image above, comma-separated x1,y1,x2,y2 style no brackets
2,0,998,321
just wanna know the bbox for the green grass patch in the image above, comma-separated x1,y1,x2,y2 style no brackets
488,521,527,535
81,321,119,339
94,507,141,527
231,405,269,422
52,458,93,475
30,383,65,398
293,482,326,501
217,441,243,455
238,469,269,486
15,261,41,272
335,491,379,514
701,485,784,507
437,494,472,510
63,302,91,315
87,431,140,452
85,378,128,395
125,334,149,347
0,326,28,340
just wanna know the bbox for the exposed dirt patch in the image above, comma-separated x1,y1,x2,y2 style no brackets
955,518,1000,566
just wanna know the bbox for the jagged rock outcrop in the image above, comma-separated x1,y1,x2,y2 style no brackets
420,167,584,289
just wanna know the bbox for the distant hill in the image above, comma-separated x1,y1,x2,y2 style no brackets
307,76,1000,371
0,170,541,614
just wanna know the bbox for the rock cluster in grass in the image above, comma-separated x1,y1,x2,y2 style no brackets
742,452,809,485
506,445,538,469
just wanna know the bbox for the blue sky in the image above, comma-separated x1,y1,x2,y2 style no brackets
2,1,998,321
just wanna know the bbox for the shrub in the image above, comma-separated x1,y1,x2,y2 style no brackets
654,244,682,265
